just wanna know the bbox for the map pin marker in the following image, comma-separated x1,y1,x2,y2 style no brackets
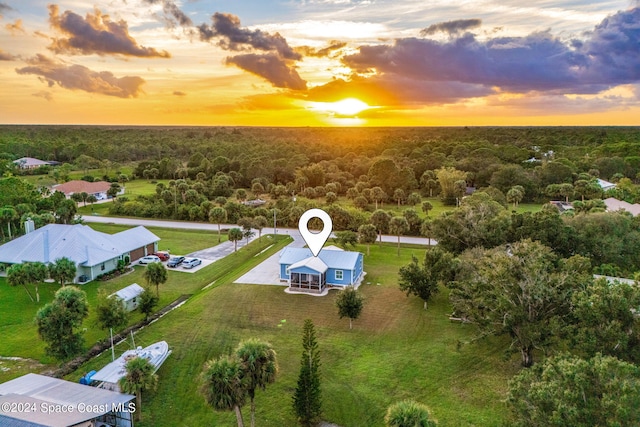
298,208,333,257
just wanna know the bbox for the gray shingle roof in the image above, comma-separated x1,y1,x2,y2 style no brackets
0,224,159,267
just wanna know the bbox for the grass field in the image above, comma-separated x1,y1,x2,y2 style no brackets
65,242,519,427
0,224,234,378
85,223,227,254
0,225,521,426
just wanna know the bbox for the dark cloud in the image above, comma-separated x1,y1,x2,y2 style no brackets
16,54,145,98
173,90,186,96
141,0,193,29
421,19,482,36
0,2,13,15
580,7,640,85
297,41,347,57
342,7,640,100
199,12,300,60
198,12,306,90
0,49,17,60
226,53,307,90
47,5,170,58
307,74,492,106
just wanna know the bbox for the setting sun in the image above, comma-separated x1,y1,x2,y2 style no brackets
307,98,372,117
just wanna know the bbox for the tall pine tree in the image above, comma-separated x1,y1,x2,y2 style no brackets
293,319,322,426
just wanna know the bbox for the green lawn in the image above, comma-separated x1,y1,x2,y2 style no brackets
86,223,227,255
1,229,520,426
66,242,518,427
0,225,235,376
120,179,169,197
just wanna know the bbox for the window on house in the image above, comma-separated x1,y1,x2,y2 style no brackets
101,263,105,271
335,270,343,280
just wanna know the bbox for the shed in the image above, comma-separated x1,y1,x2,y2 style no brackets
111,283,144,312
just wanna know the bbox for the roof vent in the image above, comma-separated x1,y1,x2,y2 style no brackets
25,218,35,234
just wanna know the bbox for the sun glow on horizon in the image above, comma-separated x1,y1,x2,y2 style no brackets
307,98,373,117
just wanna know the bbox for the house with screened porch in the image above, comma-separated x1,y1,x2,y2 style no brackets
279,245,364,293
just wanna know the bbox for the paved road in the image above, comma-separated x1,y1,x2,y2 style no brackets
81,215,436,246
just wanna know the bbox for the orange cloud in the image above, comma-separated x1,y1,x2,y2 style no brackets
5,19,25,35
16,54,146,98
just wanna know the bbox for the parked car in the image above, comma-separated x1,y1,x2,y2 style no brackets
154,251,170,261
167,256,185,268
182,258,202,269
138,255,160,264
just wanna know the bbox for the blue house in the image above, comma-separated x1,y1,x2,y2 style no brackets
279,246,364,293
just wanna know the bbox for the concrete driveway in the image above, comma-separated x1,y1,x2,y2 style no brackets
233,229,303,286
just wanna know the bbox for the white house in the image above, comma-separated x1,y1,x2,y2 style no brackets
13,157,54,170
597,178,617,191
112,283,145,311
0,223,159,283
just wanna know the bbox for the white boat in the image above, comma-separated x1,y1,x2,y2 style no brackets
87,341,171,392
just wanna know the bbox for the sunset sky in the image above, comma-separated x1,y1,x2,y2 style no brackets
1,0,639,126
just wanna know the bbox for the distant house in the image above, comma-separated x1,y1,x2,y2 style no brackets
279,246,364,294
52,180,123,200
597,178,617,191
0,224,159,283
593,274,636,286
0,373,135,427
603,197,640,216
112,283,145,311
549,200,574,213
13,157,55,170
242,198,266,207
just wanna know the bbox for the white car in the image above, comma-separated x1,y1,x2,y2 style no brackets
138,255,161,264
182,258,202,269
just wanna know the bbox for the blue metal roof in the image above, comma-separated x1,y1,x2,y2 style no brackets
279,247,361,270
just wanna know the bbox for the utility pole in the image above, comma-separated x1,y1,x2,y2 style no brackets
273,209,277,235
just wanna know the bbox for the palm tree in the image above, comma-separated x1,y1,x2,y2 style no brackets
0,206,18,239
357,224,378,256
389,216,409,256
235,339,278,427
201,355,247,427
48,257,77,286
209,207,227,243
118,356,158,422
144,261,168,297
253,215,269,241
86,194,98,212
7,264,34,302
228,228,244,252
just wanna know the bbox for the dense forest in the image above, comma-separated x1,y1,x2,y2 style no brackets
2,125,640,277
3,126,640,425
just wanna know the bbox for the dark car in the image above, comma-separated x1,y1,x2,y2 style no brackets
154,251,170,261
167,256,185,268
